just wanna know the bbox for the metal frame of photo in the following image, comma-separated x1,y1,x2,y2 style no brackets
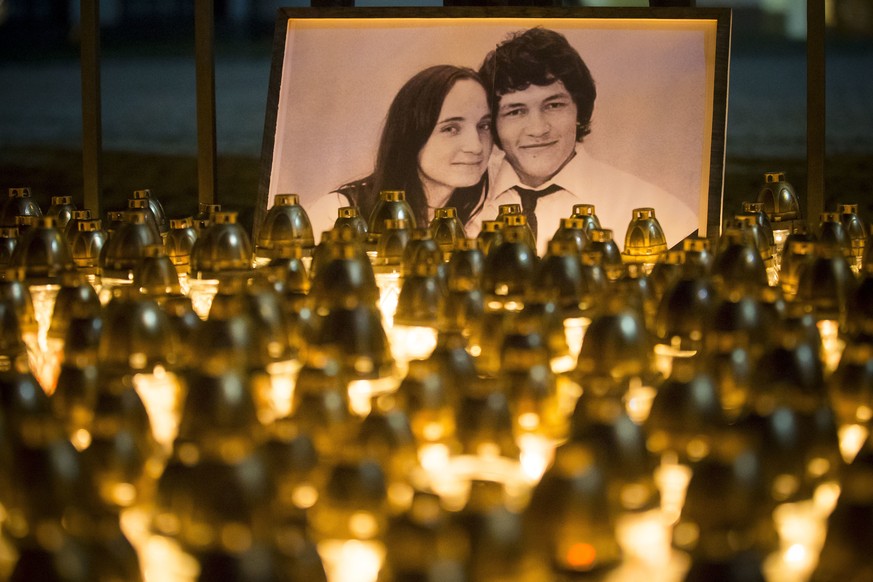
256,6,731,243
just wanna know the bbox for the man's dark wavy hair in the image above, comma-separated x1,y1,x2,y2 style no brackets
479,27,597,147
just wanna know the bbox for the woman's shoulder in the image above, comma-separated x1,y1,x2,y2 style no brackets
306,191,351,241
307,176,373,214
306,176,374,238
334,177,374,206
308,191,349,212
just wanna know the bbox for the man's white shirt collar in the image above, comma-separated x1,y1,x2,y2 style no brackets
490,145,591,199
472,143,699,255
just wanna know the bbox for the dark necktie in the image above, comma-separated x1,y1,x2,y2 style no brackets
514,184,562,238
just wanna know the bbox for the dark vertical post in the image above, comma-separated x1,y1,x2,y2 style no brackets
80,0,102,215
195,0,217,206
807,0,826,220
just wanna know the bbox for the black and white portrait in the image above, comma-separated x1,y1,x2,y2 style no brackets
260,9,728,252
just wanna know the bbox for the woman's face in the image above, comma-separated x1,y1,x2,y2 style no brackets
418,79,493,194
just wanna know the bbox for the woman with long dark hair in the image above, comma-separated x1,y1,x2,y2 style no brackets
307,64,492,237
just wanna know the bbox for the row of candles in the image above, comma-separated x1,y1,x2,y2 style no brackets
1,172,872,581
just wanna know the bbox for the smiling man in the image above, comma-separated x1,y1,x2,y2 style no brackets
470,27,698,256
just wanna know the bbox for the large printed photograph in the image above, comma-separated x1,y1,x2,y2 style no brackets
257,7,731,253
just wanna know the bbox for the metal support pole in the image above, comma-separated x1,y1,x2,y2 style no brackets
807,0,826,220
81,0,102,216
195,0,217,206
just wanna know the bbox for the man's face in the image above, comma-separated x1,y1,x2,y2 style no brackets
495,80,578,188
